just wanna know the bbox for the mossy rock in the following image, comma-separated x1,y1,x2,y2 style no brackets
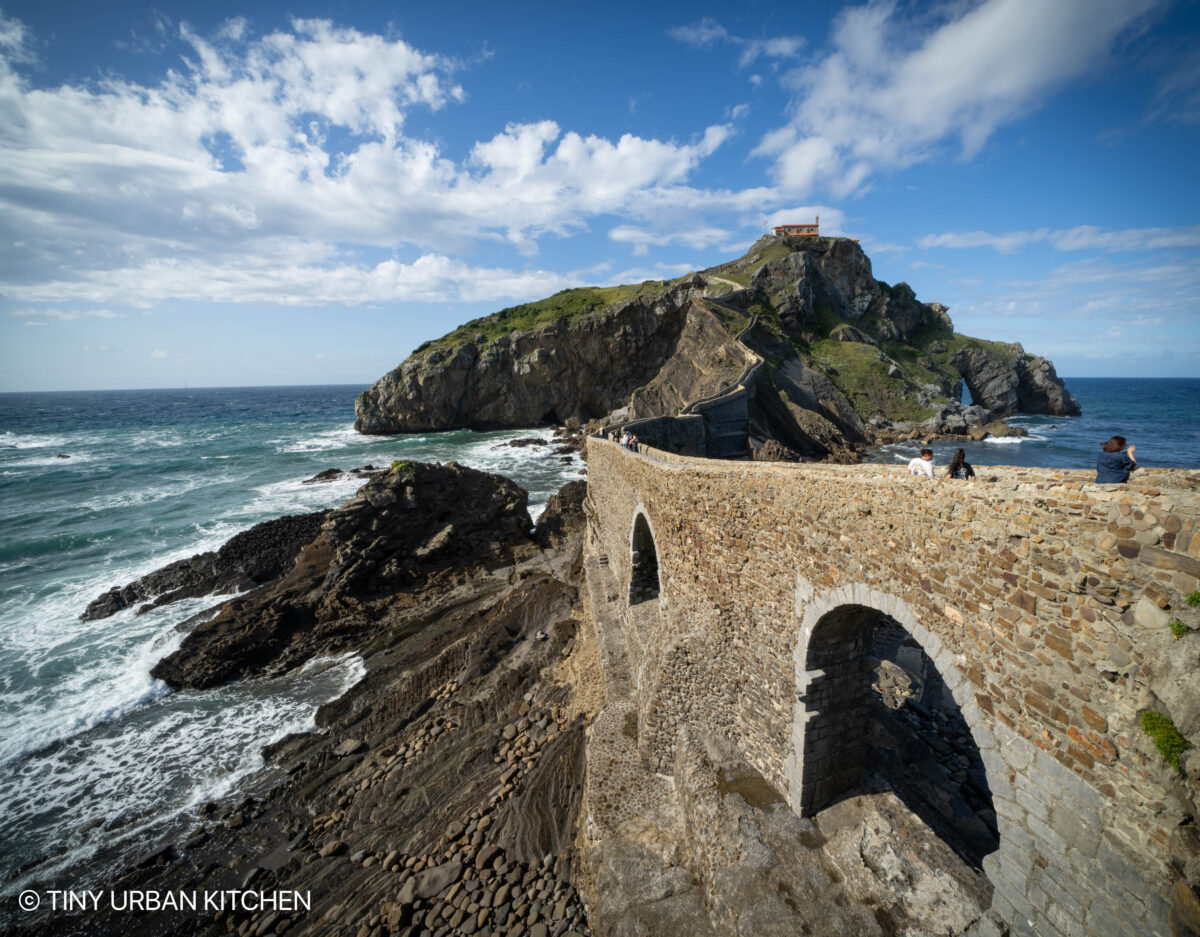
1140,710,1190,775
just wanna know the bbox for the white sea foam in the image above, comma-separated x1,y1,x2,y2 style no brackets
275,424,365,453
245,473,366,517
981,435,1027,444
0,431,75,449
0,593,225,768
0,653,364,895
79,474,235,512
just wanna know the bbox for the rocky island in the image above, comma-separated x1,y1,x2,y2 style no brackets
355,234,1079,460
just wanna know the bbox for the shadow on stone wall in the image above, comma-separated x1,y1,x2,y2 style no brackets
801,603,1000,869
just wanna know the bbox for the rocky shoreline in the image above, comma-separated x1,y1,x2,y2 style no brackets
17,464,597,937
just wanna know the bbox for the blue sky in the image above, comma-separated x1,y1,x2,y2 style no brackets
1,0,1198,390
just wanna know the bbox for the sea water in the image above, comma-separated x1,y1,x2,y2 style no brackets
873,378,1200,471
0,385,586,895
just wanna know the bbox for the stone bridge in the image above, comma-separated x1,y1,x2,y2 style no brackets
584,437,1200,937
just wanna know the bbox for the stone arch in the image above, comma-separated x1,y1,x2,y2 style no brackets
787,582,1001,869
628,509,661,605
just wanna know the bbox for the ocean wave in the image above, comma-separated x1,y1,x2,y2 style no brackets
0,653,364,896
126,431,188,448
0,453,99,468
981,436,1028,445
275,424,365,453
78,474,236,512
244,473,366,517
0,597,201,768
0,431,76,449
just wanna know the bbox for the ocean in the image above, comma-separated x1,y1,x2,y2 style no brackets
0,384,585,896
0,378,1196,895
872,378,1200,471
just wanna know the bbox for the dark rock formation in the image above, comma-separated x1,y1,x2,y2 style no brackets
300,465,382,485
954,343,1080,418
353,234,1077,460
355,284,707,433
80,511,331,621
751,439,802,462
151,461,536,689
504,436,549,448
534,480,587,551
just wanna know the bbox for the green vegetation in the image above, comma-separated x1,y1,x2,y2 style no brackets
1186,590,1200,607
1169,620,1188,639
418,281,677,355
389,459,417,477
1140,710,1190,775
810,338,936,422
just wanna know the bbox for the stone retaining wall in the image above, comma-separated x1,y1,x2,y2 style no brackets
585,437,1200,937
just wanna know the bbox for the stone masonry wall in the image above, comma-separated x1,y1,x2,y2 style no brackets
585,437,1200,937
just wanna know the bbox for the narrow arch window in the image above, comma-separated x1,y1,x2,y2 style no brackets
629,514,660,605
799,604,998,869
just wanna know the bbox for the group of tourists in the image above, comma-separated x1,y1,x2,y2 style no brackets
600,424,638,451
907,447,977,482
907,435,1138,484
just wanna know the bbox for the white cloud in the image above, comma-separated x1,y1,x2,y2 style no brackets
755,0,1164,196
82,343,116,352
3,249,584,307
150,348,171,359
609,224,733,256
8,307,121,321
919,223,1200,253
0,15,753,309
670,18,805,69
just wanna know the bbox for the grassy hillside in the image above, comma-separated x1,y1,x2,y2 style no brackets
416,280,682,356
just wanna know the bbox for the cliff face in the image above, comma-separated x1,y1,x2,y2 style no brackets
356,284,707,433
355,235,1079,452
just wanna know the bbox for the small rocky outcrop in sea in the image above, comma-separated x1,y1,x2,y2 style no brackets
953,344,1080,418
300,465,383,485
80,510,331,621
150,460,537,689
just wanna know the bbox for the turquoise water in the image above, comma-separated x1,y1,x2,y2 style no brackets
0,385,585,894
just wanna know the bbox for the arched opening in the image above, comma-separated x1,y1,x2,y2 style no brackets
800,604,998,869
629,513,660,605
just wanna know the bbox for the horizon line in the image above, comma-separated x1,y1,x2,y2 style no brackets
3,376,1199,395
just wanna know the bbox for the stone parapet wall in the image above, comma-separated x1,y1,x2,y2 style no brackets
585,436,1200,937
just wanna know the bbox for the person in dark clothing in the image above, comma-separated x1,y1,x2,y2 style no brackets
947,448,976,481
1096,435,1137,483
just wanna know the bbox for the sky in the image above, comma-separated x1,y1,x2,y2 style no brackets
1,0,1198,391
